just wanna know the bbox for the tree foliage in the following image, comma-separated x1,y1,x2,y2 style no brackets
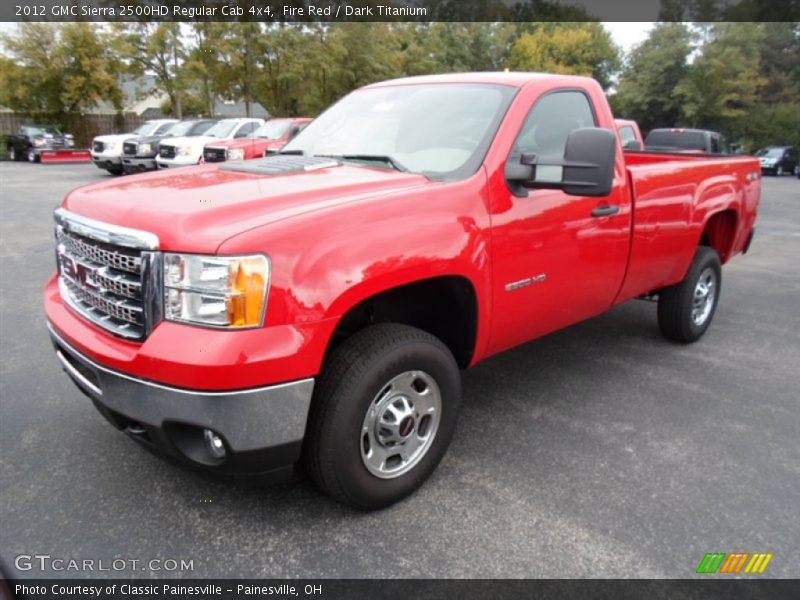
2,21,798,152
0,23,121,118
615,21,799,150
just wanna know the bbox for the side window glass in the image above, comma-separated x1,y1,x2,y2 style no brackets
235,122,256,138
710,136,719,154
619,126,636,145
513,91,596,158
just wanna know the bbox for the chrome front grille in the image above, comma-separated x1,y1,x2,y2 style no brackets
204,147,227,162
54,209,161,341
58,229,142,274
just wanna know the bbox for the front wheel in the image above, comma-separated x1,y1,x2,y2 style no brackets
776,165,783,176
657,246,722,343
27,148,39,163
304,323,461,509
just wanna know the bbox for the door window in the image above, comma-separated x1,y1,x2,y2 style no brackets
512,91,597,182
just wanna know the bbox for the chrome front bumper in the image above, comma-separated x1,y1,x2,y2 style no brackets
48,323,315,479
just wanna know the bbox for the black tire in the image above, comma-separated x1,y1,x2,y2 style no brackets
304,323,461,510
8,145,18,161
27,148,39,163
106,166,124,176
658,246,722,343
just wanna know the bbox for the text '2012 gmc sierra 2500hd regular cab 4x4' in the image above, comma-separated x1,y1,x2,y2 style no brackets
45,73,760,509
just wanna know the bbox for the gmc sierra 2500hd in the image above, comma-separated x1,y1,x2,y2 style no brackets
45,73,760,509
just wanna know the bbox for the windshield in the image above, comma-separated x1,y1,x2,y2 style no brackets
283,83,516,178
162,121,192,137
756,148,784,158
254,120,291,140
204,121,238,139
132,122,164,136
27,126,61,136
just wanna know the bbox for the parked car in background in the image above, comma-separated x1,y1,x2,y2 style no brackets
46,72,760,509
92,119,178,175
122,119,218,174
645,128,728,154
6,125,85,163
203,117,313,163
755,146,798,176
156,118,264,168
615,119,644,150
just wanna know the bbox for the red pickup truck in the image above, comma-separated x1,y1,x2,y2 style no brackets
45,73,760,509
203,117,312,163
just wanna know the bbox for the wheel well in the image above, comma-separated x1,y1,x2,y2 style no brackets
700,210,738,263
327,276,479,369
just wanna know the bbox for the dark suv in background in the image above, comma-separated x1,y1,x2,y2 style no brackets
755,146,798,176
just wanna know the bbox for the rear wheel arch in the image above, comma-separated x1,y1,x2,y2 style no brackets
700,209,738,263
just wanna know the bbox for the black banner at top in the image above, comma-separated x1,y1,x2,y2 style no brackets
2,0,800,23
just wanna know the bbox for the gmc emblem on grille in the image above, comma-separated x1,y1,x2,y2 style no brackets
59,251,99,290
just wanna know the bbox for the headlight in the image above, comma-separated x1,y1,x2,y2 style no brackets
227,148,246,161
177,146,194,156
163,254,270,328
32,138,45,147
106,141,120,152
138,143,152,155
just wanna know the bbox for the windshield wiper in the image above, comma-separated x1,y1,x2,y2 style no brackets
315,154,409,172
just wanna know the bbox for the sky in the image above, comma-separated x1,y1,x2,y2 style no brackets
604,22,655,54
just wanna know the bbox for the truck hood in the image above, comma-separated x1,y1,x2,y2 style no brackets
62,163,433,253
94,133,134,144
206,137,283,150
160,136,218,151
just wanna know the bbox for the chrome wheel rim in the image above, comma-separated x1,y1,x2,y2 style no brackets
692,267,717,326
360,370,442,479
27,149,35,162
8,147,15,160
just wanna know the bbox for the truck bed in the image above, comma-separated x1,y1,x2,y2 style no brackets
617,150,761,303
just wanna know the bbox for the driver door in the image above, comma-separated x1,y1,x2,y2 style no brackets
487,90,631,354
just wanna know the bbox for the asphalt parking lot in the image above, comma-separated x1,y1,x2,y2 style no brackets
1,162,798,579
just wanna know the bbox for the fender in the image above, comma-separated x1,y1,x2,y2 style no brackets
217,171,495,365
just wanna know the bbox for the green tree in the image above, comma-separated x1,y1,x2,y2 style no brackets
114,23,187,118
614,23,694,132
675,23,765,132
0,23,121,118
184,23,227,116
507,23,620,89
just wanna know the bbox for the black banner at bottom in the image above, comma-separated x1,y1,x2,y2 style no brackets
2,579,800,600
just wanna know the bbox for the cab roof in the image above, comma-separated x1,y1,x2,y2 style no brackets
365,71,597,89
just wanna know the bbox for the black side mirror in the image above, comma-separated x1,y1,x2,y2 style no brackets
624,140,643,151
505,128,616,198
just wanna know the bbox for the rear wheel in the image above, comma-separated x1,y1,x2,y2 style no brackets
657,246,722,343
304,323,461,509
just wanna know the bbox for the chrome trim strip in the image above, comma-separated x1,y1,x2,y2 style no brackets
54,207,159,250
141,251,164,336
56,350,103,396
48,322,314,398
